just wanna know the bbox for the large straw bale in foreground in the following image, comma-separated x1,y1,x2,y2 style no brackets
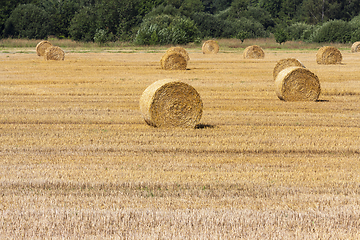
44,46,65,61
243,45,265,59
140,79,203,128
160,52,187,70
351,42,360,53
166,47,190,62
273,58,305,80
202,40,219,54
316,46,342,64
36,40,53,56
275,67,321,101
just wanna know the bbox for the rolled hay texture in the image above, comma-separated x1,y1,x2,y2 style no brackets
160,52,187,70
243,45,265,59
166,47,190,62
139,79,203,128
273,58,305,80
202,40,219,54
44,46,65,61
351,41,360,53
275,67,321,101
36,40,53,56
316,46,342,64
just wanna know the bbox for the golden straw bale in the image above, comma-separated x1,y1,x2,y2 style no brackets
351,42,360,53
316,46,342,64
243,45,265,59
44,46,65,61
160,52,187,70
273,58,305,80
275,67,321,101
202,40,219,54
166,47,190,62
36,40,53,56
139,79,203,128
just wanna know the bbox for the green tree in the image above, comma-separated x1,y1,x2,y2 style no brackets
236,31,249,42
38,0,80,38
180,0,204,16
4,4,52,39
69,6,97,41
228,0,249,19
274,27,288,44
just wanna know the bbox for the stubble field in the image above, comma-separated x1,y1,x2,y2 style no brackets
1,42,360,239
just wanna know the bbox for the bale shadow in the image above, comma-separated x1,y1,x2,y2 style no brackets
195,123,216,129
316,99,329,102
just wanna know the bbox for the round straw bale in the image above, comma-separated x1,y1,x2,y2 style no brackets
243,45,265,59
316,46,342,64
44,46,65,61
273,58,305,80
36,40,53,56
166,47,190,62
275,67,321,101
202,40,219,54
139,79,203,128
351,41,360,53
160,52,187,70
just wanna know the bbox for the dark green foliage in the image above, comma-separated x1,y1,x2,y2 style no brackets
69,6,97,42
180,0,204,16
134,15,199,45
310,20,352,43
4,4,52,39
236,31,249,42
191,12,229,38
232,17,269,39
38,0,80,38
242,6,274,30
2,0,360,44
274,27,288,44
286,22,312,40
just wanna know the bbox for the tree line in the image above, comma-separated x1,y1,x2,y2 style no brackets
1,0,360,45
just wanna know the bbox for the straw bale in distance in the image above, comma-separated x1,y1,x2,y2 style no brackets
44,46,65,61
166,47,190,62
243,45,265,59
202,40,219,54
36,40,53,56
316,46,342,64
139,79,203,128
351,41,360,53
160,52,187,70
275,67,321,101
273,58,305,80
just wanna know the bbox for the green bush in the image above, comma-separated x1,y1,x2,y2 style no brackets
94,29,114,45
310,20,352,43
134,15,198,45
4,4,52,39
232,17,269,39
286,22,312,40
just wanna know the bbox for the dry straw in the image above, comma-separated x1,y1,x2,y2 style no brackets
139,79,203,128
273,58,305,80
351,42,360,53
275,67,321,101
44,46,65,61
243,45,265,59
36,40,53,56
166,47,190,62
160,52,187,70
202,40,219,54
316,46,342,64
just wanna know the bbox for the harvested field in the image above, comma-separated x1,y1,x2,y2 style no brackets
1,46,360,238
